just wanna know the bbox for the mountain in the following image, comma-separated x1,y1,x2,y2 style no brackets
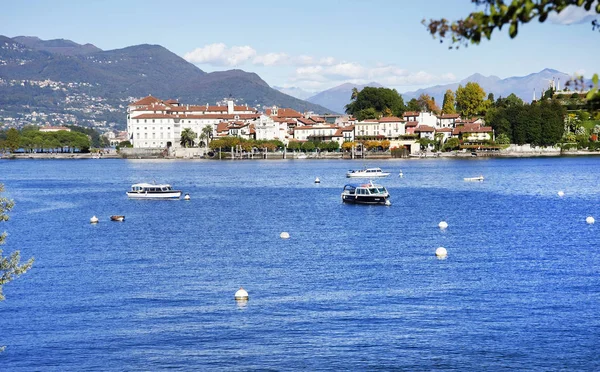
12,36,102,55
307,82,384,114
273,86,314,100
0,35,332,130
402,68,573,104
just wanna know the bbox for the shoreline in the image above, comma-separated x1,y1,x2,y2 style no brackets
2,150,600,160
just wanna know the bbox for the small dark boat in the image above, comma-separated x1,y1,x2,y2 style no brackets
110,215,125,221
341,181,391,205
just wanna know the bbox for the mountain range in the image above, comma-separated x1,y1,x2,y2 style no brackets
277,69,576,114
0,35,332,128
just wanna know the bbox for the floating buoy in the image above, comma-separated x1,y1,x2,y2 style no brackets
90,215,99,224
314,177,320,184
234,287,249,301
435,247,448,258
184,193,190,200
280,232,290,239
586,216,595,224
399,170,403,178
438,221,448,229
557,191,565,197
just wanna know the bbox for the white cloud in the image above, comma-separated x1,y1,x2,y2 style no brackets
183,43,458,92
319,56,337,66
548,4,598,25
292,60,456,90
295,55,315,65
253,52,289,66
325,62,365,79
184,43,256,66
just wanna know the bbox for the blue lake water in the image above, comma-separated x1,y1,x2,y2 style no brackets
1,157,599,370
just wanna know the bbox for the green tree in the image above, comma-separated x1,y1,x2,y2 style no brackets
495,133,510,145
417,137,432,150
441,89,457,114
496,93,524,108
356,107,379,121
180,128,197,148
199,125,213,149
456,82,486,118
422,0,599,98
406,98,421,112
345,87,406,118
1,183,34,303
5,129,19,152
443,137,460,151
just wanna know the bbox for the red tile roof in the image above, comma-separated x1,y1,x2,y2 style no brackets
265,108,302,118
378,116,405,123
403,111,420,117
414,125,435,132
437,114,460,119
130,95,162,106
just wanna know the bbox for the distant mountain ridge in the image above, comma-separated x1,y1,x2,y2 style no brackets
12,36,102,55
0,35,332,128
306,82,383,114
273,86,314,100
402,68,574,104
303,69,579,114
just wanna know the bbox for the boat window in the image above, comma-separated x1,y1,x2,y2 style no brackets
368,188,378,194
378,187,386,193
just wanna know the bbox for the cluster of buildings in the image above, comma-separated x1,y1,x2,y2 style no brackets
126,95,494,154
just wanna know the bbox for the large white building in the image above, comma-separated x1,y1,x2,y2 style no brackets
127,96,260,148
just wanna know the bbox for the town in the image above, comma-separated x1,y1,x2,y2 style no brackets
125,94,493,158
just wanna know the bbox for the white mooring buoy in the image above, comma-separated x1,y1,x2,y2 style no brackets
90,215,99,224
234,287,249,301
315,177,320,184
438,221,448,229
399,170,403,178
586,216,595,224
557,191,565,197
436,247,448,258
184,193,191,200
280,232,290,239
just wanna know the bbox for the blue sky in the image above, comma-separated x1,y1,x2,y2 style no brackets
1,0,598,93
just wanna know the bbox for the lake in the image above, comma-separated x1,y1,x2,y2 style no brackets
1,157,599,370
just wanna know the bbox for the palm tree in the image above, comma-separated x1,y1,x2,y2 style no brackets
180,128,196,148
199,125,213,150
351,87,359,100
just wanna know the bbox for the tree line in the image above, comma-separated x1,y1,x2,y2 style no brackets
0,127,92,153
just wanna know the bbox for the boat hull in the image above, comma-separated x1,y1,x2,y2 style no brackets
126,191,182,199
346,173,390,178
341,194,390,205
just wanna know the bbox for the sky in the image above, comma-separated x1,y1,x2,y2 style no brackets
1,0,598,94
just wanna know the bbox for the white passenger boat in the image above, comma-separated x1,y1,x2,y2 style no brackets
126,183,182,199
464,175,484,182
346,167,390,178
341,181,391,205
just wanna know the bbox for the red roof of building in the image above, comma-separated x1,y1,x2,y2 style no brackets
378,116,405,123
405,121,419,127
414,125,435,132
130,95,162,106
403,111,420,117
265,108,302,118
437,113,460,119
297,117,316,125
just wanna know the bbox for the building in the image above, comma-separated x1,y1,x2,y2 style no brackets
127,96,260,149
